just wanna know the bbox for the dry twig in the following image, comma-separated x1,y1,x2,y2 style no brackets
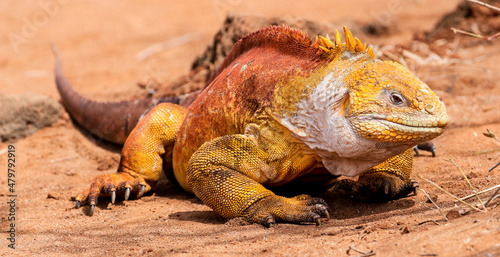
417,175,485,212
451,0,500,40
483,129,500,143
483,130,500,172
467,0,500,12
457,184,500,201
489,162,500,172
347,245,375,256
457,130,500,208
451,27,500,41
419,188,448,221
444,156,485,210
484,186,500,207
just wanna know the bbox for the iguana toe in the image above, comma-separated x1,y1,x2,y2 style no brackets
407,178,419,196
334,173,417,202
74,172,150,215
414,142,437,157
264,216,276,228
320,205,330,220
242,195,329,226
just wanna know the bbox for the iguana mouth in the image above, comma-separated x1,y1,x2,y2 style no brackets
377,120,445,134
351,114,447,142
355,114,447,129
382,115,448,128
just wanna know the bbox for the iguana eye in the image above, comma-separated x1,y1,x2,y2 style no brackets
390,92,405,106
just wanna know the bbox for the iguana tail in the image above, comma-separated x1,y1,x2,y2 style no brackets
51,44,197,144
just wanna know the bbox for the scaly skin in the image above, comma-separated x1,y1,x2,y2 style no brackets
68,26,448,226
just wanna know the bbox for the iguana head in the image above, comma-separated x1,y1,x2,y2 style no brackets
345,60,448,144
273,26,448,176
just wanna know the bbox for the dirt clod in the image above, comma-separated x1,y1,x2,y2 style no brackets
0,93,60,142
446,210,462,220
47,193,59,200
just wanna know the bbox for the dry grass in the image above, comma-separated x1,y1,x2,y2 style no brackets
451,0,500,40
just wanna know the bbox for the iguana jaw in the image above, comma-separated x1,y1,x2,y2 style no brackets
351,113,448,143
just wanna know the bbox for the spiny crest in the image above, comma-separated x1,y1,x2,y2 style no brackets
263,25,312,45
314,26,374,59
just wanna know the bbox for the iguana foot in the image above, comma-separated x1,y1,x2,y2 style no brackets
75,172,148,216
413,142,436,157
333,173,418,202
242,195,329,227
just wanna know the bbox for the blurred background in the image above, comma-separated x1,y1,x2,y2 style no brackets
0,0,462,98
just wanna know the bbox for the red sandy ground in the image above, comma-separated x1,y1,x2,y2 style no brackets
0,0,499,256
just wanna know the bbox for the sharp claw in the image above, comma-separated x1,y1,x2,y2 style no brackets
89,204,95,216
111,190,116,204
124,187,130,201
324,209,330,220
410,179,419,195
431,148,437,158
265,216,275,228
315,218,322,226
384,181,391,195
139,185,146,197
415,143,437,157
75,200,81,208
413,146,420,156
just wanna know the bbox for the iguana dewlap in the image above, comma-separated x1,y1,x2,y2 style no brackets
60,26,448,226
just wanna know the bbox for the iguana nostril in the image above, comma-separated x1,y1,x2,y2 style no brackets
425,104,435,114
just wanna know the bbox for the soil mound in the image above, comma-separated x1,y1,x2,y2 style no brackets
427,0,500,43
0,93,61,141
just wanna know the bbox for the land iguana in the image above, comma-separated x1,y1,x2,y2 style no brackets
53,26,448,226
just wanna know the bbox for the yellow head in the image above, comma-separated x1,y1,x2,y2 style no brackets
345,60,448,144
312,26,448,145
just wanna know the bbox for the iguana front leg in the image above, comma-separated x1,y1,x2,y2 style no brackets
333,148,418,201
75,103,187,215
186,133,329,227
